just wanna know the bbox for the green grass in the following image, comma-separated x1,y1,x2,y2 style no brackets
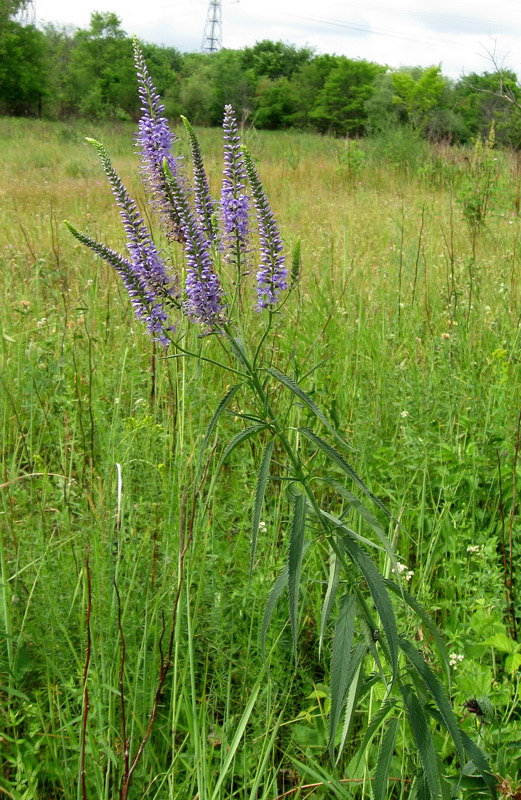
1,116,520,798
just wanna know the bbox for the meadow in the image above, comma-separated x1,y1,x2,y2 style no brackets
1,116,520,798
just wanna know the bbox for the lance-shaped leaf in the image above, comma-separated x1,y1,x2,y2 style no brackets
351,697,397,772
401,684,440,799
328,593,356,759
341,534,398,680
267,368,351,451
320,477,402,579
385,579,450,683
199,383,243,465
251,439,275,579
399,637,464,763
299,427,393,522
288,493,307,659
319,548,341,659
374,717,400,800
336,643,366,761
215,423,268,476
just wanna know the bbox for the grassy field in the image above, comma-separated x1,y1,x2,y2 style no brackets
1,116,520,798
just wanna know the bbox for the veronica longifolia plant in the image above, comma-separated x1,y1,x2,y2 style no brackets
66,40,496,799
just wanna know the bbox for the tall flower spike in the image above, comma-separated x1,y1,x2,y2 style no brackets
221,105,250,251
242,146,287,309
64,223,171,346
133,37,186,243
181,116,216,241
85,138,176,343
163,161,223,326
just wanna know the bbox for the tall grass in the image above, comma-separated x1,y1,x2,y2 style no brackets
1,117,520,797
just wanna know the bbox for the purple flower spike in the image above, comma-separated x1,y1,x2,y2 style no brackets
133,37,186,243
163,162,223,326
182,115,216,241
221,105,250,250
242,146,287,309
84,138,176,344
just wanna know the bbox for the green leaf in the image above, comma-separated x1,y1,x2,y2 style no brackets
261,564,288,667
415,767,432,800
199,383,243,464
336,645,366,762
384,579,450,683
215,423,268,476
328,593,356,758
401,684,440,799
210,671,264,800
455,724,497,798
399,637,464,763
506,652,521,674
351,696,396,772
319,548,341,659
299,427,393,521
288,493,307,659
321,477,402,578
250,439,275,579
267,368,349,450
374,717,399,800
312,505,384,552
341,535,398,680
482,633,520,654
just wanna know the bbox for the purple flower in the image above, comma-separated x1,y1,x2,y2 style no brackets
133,38,186,243
221,105,250,250
64,223,171,347
84,138,176,344
242,146,287,309
162,161,223,326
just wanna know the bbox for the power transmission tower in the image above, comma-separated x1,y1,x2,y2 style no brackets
18,0,36,25
201,0,222,53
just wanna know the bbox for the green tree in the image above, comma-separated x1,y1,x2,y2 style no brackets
310,58,385,136
0,21,47,115
64,12,136,119
391,65,447,134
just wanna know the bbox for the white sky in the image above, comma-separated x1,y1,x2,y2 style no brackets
33,0,521,79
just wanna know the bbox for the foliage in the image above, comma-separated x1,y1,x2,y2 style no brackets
2,110,521,798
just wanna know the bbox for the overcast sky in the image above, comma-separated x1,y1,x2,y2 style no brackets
32,0,521,79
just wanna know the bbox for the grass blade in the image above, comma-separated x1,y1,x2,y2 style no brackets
288,492,307,660
328,593,356,759
261,565,289,666
250,439,275,579
210,672,263,800
373,717,399,800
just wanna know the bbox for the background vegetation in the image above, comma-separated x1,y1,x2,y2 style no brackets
2,7,521,146
1,112,521,796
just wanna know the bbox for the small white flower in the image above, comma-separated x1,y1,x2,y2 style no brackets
466,545,483,555
259,521,267,533
37,317,47,328
449,652,464,669
400,410,408,419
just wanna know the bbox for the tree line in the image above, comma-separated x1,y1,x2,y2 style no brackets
2,7,521,146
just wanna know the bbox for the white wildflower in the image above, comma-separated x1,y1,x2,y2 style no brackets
449,652,464,669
